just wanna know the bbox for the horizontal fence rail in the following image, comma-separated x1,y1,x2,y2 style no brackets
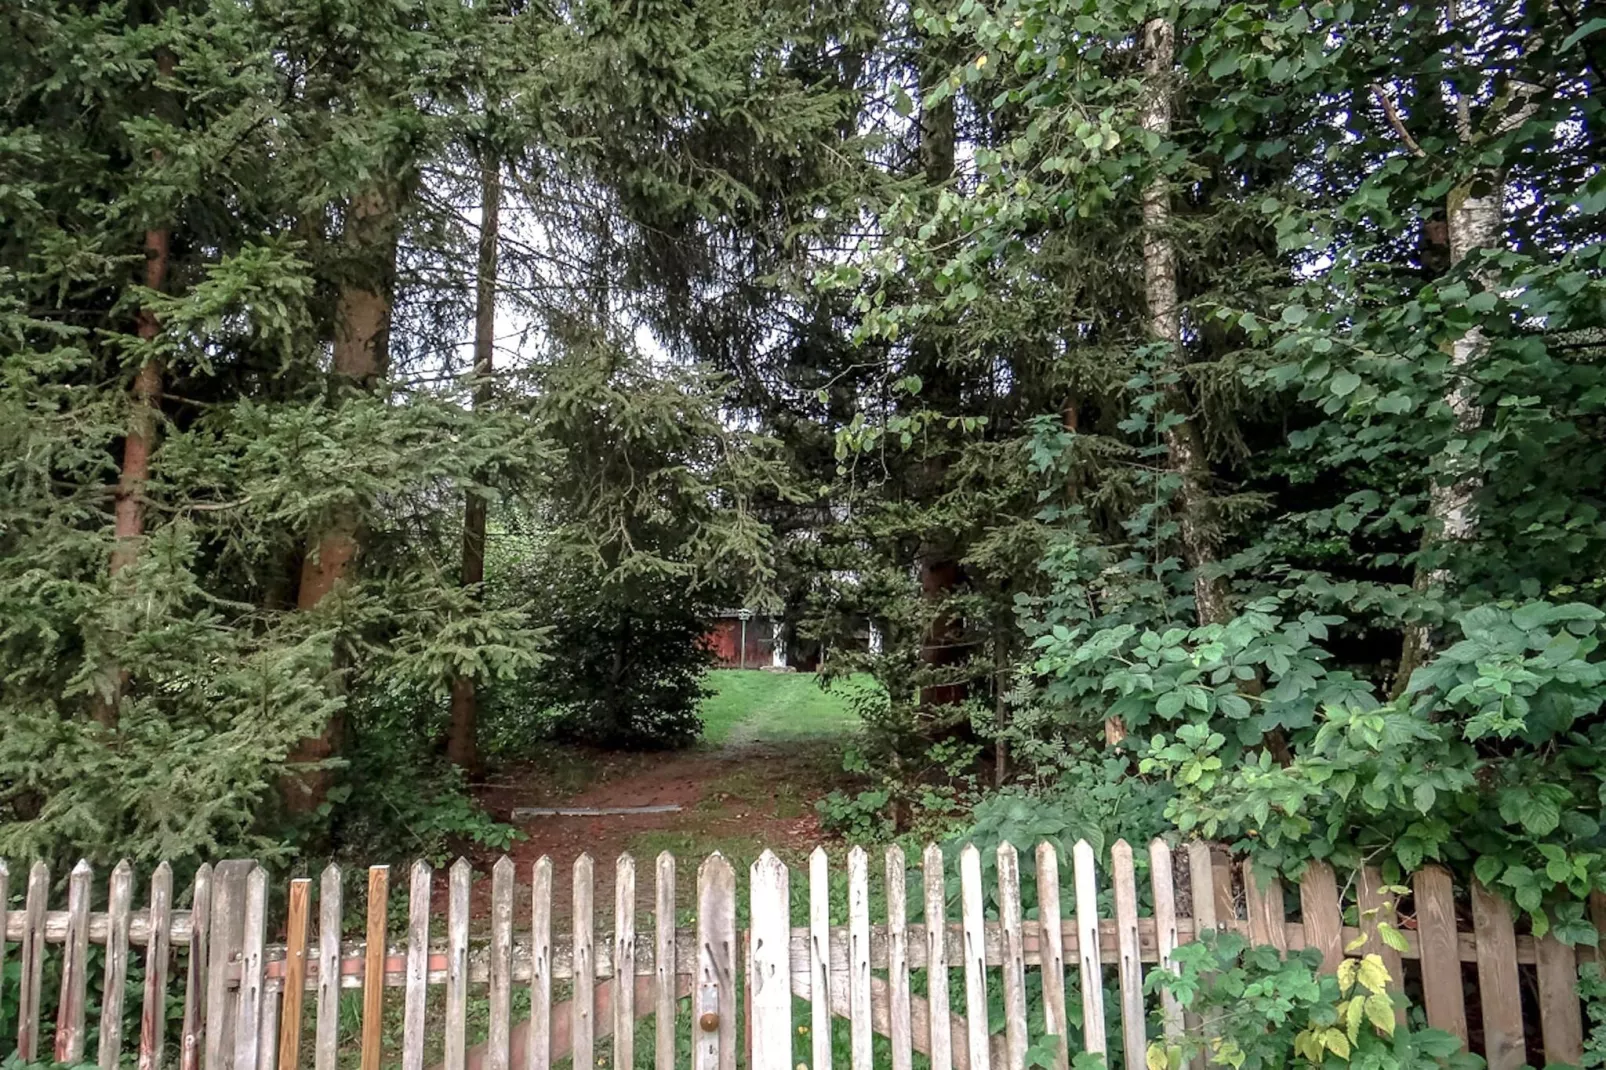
2,843,1599,1070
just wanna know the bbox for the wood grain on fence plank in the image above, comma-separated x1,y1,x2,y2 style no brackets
446,858,471,1070
887,846,913,1070
1148,841,1182,1043
809,848,833,1070
530,857,554,1070
1472,881,1525,1070
653,853,674,1070
749,852,792,1070
258,970,281,1070
489,857,515,1070
361,866,389,1070
1035,843,1070,1070
1211,851,1235,927
140,862,175,1070
1243,862,1287,954
99,860,136,1070
614,854,637,1070
208,861,254,1070
1184,843,1217,1070
1357,867,1405,1021
279,878,311,1070
998,844,1027,1070
849,845,874,1070
57,860,94,1064
1111,842,1146,1070
924,844,953,1070
959,844,990,1070
181,864,213,1070
235,867,269,1070
573,854,595,1070
1298,862,1343,975
402,862,432,1070
695,853,736,1070
315,865,343,1070
1536,934,1583,1067
18,860,48,1062
1187,843,1218,936
1412,866,1466,1044
1072,841,1106,1056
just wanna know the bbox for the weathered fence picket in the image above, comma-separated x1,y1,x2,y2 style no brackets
1,840,1598,1070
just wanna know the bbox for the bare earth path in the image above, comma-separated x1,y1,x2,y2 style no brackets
459,671,861,917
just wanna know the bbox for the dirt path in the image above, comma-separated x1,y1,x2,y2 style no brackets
462,737,843,918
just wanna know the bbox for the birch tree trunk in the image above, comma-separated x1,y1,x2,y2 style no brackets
1141,17,1230,631
446,150,501,775
286,186,398,813
1394,43,1542,689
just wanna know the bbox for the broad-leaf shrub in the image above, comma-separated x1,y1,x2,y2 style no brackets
1149,935,1477,1070
1130,602,1606,937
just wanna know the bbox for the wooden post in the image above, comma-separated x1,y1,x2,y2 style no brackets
808,848,834,1070
1472,881,1525,1070
206,860,256,1070
958,845,989,1070
997,844,1027,1070
848,847,873,1070
748,852,792,1070
489,858,515,1070
530,857,554,1070
140,862,175,1070
1036,844,1070,1070
887,846,913,1070
922,845,953,1070
572,854,595,1070
1412,866,1466,1043
99,860,136,1069
279,878,312,1070
234,867,269,1070
614,854,637,1070
695,853,736,1070
1072,841,1106,1056
1297,862,1343,975
361,866,389,1070
1111,842,1146,1070
57,860,94,1064
313,865,342,1070
653,853,676,1070
446,859,471,1070
1148,841,1182,1043
181,864,214,1070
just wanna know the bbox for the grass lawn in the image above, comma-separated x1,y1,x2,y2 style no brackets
698,669,870,746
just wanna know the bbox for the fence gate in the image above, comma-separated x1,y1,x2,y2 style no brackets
1,841,1599,1070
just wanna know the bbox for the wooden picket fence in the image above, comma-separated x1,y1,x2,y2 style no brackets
1,842,1599,1070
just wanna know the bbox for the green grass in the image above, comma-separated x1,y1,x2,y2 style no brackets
698,670,870,746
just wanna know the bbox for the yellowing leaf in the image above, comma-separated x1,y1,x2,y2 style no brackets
1324,1029,1351,1060
1378,922,1409,953
1365,994,1397,1036
975,54,988,68
1356,954,1391,995
1336,958,1359,993
1146,1043,1169,1070
1343,996,1365,1042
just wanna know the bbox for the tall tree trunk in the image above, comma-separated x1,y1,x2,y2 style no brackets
96,48,177,727
914,33,965,712
1394,32,1541,691
1142,17,1228,629
285,186,397,814
94,226,170,727
446,150,501,775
